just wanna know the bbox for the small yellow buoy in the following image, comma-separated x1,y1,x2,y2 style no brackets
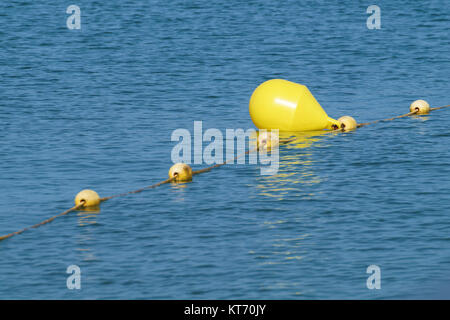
338,116,357,131
169,163,193,182
257,131,279,151
410,99,430,115
75,189,100,207
249,79,341,131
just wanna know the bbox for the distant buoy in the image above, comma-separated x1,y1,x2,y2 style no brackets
410,100,430,115
338,116,357,131
75,189,100,207
249,79,341,131
169,163,193,182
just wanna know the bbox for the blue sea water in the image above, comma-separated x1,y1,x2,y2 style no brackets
0,0,449,299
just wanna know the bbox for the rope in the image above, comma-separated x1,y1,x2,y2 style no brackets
2,103,449,241
99,177,176,202
356,104,450,129
0,146,260,241
430,104,450,111
192,147,258,175
0,202,85,241
356,110,418,128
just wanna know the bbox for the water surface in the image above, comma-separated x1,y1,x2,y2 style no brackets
0,0,449,299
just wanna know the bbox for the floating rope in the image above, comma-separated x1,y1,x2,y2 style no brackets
357,110,419,128
430,104,450,111
99,177,176,202
353,104,450,130
192,147,258,175
0,202,85,241
1,103,449,241
0,147,259,241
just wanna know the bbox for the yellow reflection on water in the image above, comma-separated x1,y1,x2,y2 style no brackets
76,207,100,226
255,130,339,200
169,181,191,202
411,115,430,122
250,131,339,295
248,233,310,266
75,208,100,261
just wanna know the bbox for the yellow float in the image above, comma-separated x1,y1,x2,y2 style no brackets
338,116,357,131
410,99,430,115
249,79,341,131
74,189,100,207
169,163,193,182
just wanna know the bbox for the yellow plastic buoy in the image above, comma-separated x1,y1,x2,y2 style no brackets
338,116,357,131
410,99,430,115
75,189,100,207
249,79,341,132
169,163,193,182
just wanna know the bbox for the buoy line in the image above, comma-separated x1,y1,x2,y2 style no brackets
336,103,450,131
0,145,263,241
430,104,450,111
0,203,86,241
99,177,177,202
192,147,258,175
356,110,419,128
1,100,449,242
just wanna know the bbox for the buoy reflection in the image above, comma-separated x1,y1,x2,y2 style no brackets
77,207,100,226
254,130,339,200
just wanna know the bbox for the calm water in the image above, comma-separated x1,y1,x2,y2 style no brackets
1,0,449,299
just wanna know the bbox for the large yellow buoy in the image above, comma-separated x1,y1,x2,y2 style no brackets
249,79,340,132
169,163,193,182
75,189,100,207
410,99,430,115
